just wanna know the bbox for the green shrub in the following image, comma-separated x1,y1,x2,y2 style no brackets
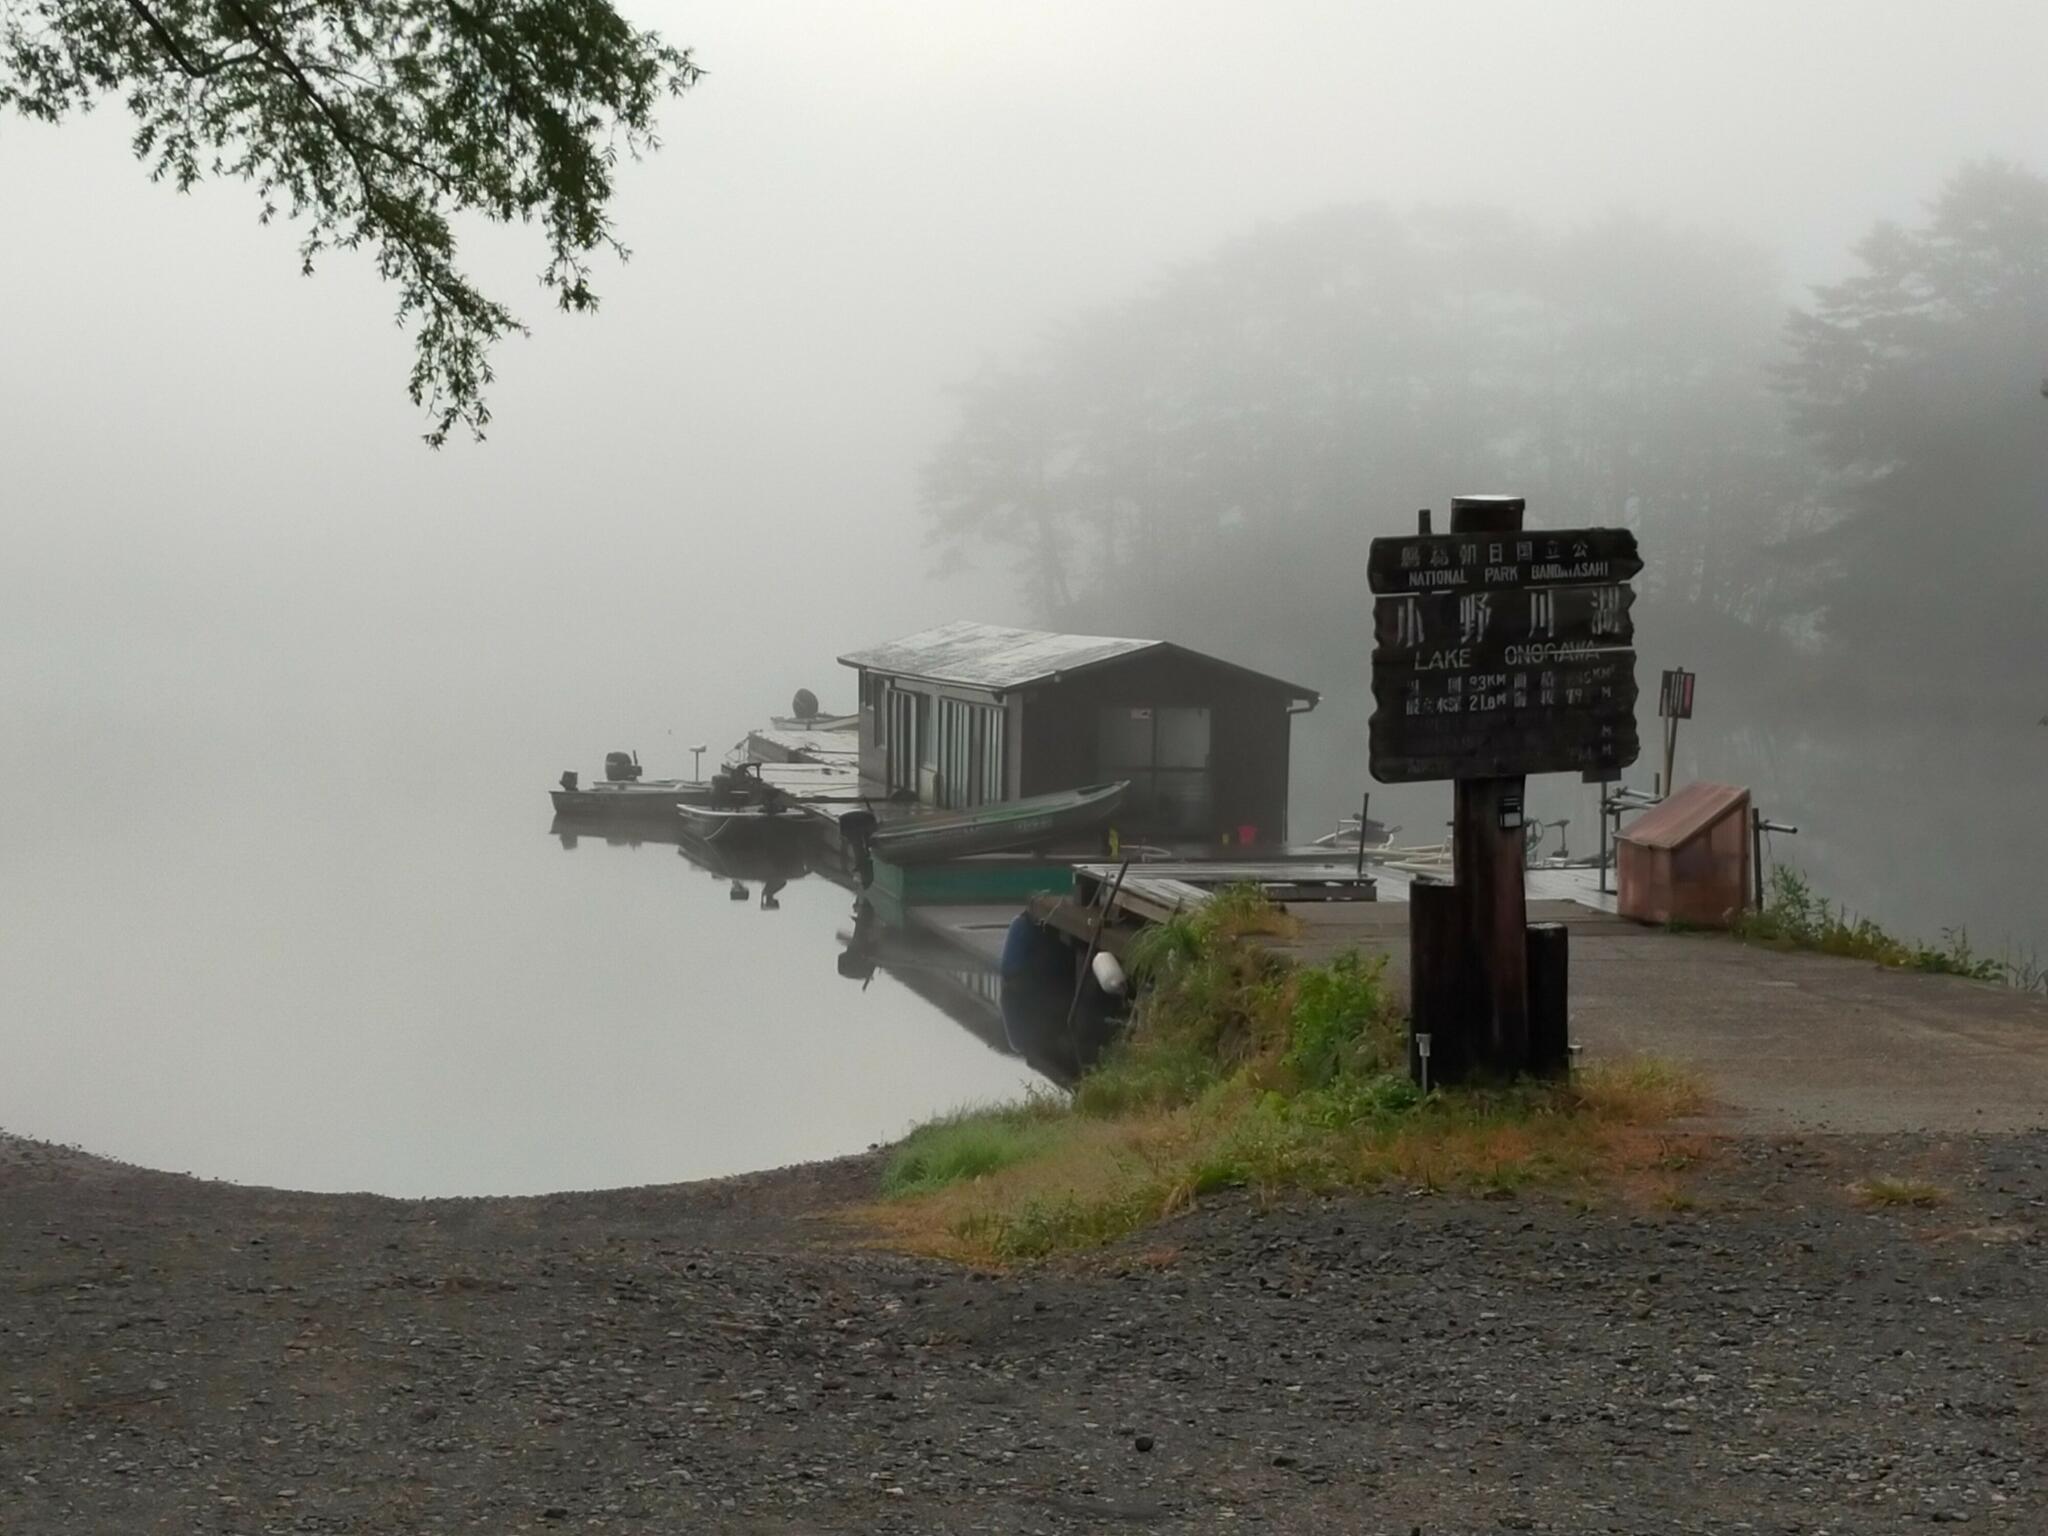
1283,949,1402,1088
1100,885,1301,1113
1072,1035,1216,1118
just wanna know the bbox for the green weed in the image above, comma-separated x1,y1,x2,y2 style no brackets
1854,1176,1947,1209
1735,867,2010,983
881,1097,1069,1196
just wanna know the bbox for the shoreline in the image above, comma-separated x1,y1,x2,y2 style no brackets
0,1122,886,1191
0,1125,886,1245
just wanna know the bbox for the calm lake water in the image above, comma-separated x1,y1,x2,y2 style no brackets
0,779,1044,1197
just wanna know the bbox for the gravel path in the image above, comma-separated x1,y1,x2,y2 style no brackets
3,1130,2043,1533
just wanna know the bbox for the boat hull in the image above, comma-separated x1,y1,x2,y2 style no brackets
675,803,810,846
864,782,1128,865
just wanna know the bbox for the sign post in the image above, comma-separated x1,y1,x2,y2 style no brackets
1369,497,1642,1081
1446,496,1533,1076
1657,667,1694,798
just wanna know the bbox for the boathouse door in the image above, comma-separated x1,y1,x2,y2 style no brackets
937,698,1005,809
1098,705,1213,836
886,687,919,796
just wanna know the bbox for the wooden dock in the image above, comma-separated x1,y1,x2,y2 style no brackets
742,727,861,766
1071,860,1376,921
1024,857,1379,958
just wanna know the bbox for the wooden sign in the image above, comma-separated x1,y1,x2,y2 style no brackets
1366,529,1641,594
1371,658,1639,782
1372,584,1634,659
1368,525,1642,785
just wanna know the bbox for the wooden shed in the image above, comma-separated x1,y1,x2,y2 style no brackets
838,621,1318,846
1616,781,1752,928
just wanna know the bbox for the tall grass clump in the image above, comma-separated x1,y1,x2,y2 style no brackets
1735,866,2011,982
863,888,1708,1264
1073,889,1287,1109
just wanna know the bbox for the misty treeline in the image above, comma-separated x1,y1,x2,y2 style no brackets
924,162,2048,715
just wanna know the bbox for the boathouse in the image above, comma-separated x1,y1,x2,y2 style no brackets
838,621,1318,844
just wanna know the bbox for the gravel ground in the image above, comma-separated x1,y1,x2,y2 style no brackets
2,1130,2042,1534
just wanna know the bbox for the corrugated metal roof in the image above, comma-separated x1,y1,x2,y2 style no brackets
839,622,1152,688
837,620,1316,701
1617,781,1749,851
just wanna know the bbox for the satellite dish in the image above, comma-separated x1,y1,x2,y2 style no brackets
791,688,820,721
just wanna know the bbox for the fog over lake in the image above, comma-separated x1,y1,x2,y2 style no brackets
5,2,2045,1192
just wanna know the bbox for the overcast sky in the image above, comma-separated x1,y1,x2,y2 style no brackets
5,0,2047,772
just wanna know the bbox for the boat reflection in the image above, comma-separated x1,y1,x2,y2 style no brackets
549,813,686,852
836,901,1123,1085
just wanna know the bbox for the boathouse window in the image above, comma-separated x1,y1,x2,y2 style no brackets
937,698,1005,809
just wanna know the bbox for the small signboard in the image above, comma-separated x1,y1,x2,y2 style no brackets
1658,668,1695,720
1368,691,1641,782
1366,529,1641,594
1368,526,1643,785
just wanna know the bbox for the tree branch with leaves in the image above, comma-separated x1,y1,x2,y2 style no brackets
2,0,699,442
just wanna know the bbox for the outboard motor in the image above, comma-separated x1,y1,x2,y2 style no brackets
559,770,579,793
603,750,642,783
837,809,878,886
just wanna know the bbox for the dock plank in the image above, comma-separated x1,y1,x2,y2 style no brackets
1072,861,1379,917
743,727,860,765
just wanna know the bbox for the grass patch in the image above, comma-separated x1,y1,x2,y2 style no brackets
1734,866,2013,983
1854,1176,1947,1209
1566,1057,1711,1123
863,887,1711,1264
881,1096,1069,1196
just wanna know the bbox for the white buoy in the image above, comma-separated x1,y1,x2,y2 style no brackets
1091,951,1127,996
